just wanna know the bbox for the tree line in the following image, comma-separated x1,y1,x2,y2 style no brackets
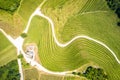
106,0,120,26
72,66,108,80
0,60,20,80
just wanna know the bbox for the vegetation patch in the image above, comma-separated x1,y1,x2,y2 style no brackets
18,54,23,59
21,33,27,38
72,66,108,80
0,60,20,80
106,0,120,26
0,0,21,14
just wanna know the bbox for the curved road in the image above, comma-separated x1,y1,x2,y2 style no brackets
24,7,120,64
0,0,120,79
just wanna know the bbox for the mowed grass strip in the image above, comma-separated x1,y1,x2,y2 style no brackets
0,32,17,66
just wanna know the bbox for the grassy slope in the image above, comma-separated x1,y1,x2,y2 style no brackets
23,0,120,80
41,0,120,60
61,11,120,59
0,32,17,66
41,0,109,42
24,15,120,79
24,16,88,71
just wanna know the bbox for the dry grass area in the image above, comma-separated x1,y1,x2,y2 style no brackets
0,12,24,38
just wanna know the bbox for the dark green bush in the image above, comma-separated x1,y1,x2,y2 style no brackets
21,33,27,38
82,66,108,80
72,66,108,80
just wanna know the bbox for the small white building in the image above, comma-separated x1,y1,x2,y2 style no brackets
25,46,35,59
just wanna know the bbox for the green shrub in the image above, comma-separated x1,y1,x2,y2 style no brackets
21,33,27,38
18,54,23,59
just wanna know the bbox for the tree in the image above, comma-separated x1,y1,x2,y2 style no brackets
0,0,21,14
77,72,81,75
82,66,108,80
72,72,77,75
117,22,120,26
18,54,23,59
21,33,27,38
0,60,20,80
115,7,120,18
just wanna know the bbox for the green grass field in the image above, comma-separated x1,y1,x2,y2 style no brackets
23,15,120,79
41,0,110,42
0,32,17,66
23,0,120,80
61,11,120,59
0,0,120,79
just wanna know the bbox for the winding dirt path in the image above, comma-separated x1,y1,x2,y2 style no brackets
0,0,120,79
24,7,120,64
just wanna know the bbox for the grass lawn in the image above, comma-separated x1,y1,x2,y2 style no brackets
0,32,17,66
